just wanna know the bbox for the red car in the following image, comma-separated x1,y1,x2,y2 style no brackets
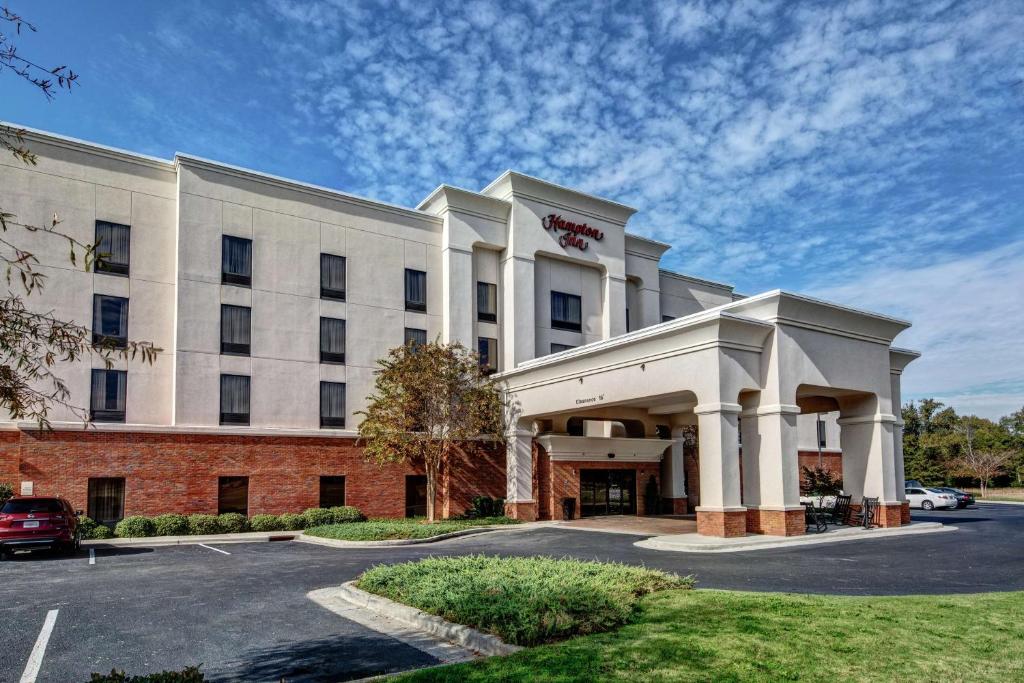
0,496,82,557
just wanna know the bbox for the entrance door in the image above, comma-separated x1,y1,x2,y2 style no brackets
580,470,636,517
405,475,428,518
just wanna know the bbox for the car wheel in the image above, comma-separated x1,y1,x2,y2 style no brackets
922,500,934,510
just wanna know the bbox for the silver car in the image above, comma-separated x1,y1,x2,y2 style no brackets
905,487,957,510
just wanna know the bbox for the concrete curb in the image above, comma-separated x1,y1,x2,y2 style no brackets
976,500,1024,506
329,581,522,657
635,521,954,553
297,523,540,548
83,531,299,547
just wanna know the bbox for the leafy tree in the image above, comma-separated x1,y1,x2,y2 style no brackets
1,5,158,427
358,340,505,521
800,465,842,496
953,450,1013,497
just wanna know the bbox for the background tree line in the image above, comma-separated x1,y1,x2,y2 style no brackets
903,399,1024,492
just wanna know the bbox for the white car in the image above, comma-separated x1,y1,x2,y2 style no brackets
905,487,957,510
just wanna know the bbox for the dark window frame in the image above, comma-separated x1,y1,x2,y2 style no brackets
404,269,427,312
404,327,427,348
817,418,827,449
90,369,127,423
319,476,346,508
319,317,346,364
550,291,582,332
550,343,576,354
217,476,249,515
92,294,129,349
219,374,250,425
478,337,498,375
87,477,125,526
319,381,346,429
221,235,253,287
220,304,251,356
320,253,347,301
477,281,497,323
93,221,131,276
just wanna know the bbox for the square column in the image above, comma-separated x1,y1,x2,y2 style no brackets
660,426,689,514
741,404,805,536
694,403,746,537
501,255,536,368
504,425,537,521
838,413,902,527
442,246,474,347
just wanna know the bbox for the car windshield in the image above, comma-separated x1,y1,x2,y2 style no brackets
0,499,63,514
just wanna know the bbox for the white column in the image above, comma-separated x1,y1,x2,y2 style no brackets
661,426,688,499
693,403,744,511
501,255,535,368
506,424,534,504
749,404,802,510
442,246,474,347
890,368,907,500
602,273,627,339
838,413,900,504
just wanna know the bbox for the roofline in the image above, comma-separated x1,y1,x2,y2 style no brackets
175,153,441,225
4,122,174,171
416,183,512,214
659,268,735,292
625,233,673,250
481,170,638,215
754,288,913,327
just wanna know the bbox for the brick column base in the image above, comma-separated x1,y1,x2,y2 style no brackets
504,501,538,522
900,501,911,525
696,509,747,537
663,497,689,515
746,508,806,536
878,503,903,528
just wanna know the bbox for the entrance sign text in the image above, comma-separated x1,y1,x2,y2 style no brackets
542,213,604,252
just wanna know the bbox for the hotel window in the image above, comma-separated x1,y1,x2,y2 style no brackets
218,476,249,515
92,294,128,348
405,327,427,348
551,343,576,354
90,369,127,423
320,253,346,301
220,304,251,356
551,291,582,332
477,282,497,322
222,235,252,287
320,317,346,364
320,381,346,429
478,337,497,374
817,417,827,448
219,374,250,425
626,308,630,332
405,269,427,312
319,476,346,508
87,477,125,526
93,221,131,276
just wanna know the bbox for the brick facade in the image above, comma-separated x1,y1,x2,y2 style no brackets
532,446,661,520
746,508,805,536
696,509,747,537
2,429,505,519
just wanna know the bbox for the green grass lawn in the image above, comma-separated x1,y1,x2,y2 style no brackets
357,556,691,646
302,516,521,541
401,589,1024,682
966,487,1024,502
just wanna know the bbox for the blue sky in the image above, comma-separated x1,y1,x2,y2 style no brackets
4,0,1023,419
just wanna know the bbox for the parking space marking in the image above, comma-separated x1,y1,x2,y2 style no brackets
19,609,58,683
198,543,231,555
89,548,95,565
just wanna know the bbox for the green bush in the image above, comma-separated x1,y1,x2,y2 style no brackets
187,514,220,536
303,507,334,527
328,506,365,524
0,481,13,505
152,514,189,537
278,512,306,530
304,516,520,541
77,515,98,538
464,496,505,518
89,665,204,682
249,514,282,532
357,555,692,646
90,523,114,540
217,512,249,534
115,516,156,538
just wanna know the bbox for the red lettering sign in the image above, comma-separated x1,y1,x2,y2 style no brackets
541,214,604,251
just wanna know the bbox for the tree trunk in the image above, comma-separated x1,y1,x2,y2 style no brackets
426,460,438,522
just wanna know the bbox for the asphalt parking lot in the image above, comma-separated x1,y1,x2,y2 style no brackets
2,503,1022,682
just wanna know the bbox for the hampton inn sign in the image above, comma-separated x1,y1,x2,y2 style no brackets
542,213,605,251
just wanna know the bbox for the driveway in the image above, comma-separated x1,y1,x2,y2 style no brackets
1,503,1021,682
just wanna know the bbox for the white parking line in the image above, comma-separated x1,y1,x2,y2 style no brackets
198,543,231,555
88,548,95,565
19,609,58,683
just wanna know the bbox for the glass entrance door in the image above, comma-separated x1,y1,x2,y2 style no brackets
580,470,637,517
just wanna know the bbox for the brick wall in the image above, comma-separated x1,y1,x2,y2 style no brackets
12,429,504,519
541,459,661,520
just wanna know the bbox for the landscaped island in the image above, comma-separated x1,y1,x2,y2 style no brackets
303,517,521,542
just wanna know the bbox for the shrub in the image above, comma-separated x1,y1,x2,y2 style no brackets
89,665,204,682
91,525,114,540
217,512,249,534
77,515,98,538
801,465,843,496
460,496,506,519
278,512,306,530
249,514,283,532
0,481,13,505
187,514,220,536
152,514,189,537
328,506,365,524
303,507,334,527
115,516,156,538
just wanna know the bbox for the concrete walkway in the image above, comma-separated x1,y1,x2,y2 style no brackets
555,515,697,536
635,521,953,553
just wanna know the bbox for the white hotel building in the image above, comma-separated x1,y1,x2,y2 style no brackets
0,127,918,536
